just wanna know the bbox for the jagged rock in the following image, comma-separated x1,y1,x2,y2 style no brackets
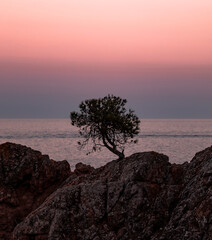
0,142,70,240
160,147,212,240
1,142,211,240
74,162,95,176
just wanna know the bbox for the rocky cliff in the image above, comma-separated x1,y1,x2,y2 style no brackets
0,142,70,240
0,142,211,240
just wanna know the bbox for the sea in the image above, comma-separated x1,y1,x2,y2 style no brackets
0,119,212,169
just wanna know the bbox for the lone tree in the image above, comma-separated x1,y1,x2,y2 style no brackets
70,95,140,159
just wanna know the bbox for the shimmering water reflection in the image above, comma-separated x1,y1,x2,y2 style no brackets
0,119,212,168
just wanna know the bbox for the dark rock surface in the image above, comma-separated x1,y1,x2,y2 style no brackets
0,142,70,240
74,162,95,176
161,147,212,240
10,144,212,240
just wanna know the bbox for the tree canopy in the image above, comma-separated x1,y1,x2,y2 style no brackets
70,95,140,159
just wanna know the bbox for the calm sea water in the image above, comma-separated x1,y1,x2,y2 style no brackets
0,119,212,169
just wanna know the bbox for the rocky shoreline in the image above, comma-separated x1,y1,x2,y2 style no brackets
0,142,211,240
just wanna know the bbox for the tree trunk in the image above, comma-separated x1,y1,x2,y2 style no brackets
102,136,125,160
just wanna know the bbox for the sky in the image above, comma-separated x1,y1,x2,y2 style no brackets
0,0,212,118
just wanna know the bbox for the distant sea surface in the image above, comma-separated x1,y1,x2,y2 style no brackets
0,119,212,169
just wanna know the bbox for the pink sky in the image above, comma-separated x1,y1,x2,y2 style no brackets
0,0,212,118
0,0,212,65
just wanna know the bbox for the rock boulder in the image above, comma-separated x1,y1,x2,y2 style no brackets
0,142,70,240
1,142,211,240
13,148,212,240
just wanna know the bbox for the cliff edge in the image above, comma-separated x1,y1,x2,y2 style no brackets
0,142,70,240
0,142,211,240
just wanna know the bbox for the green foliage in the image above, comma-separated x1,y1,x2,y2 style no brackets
70,95,140,159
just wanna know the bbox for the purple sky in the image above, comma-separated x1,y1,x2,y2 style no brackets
1,62,211,118
1,1,212,118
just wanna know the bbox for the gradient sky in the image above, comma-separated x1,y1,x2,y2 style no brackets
0,0,212,118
